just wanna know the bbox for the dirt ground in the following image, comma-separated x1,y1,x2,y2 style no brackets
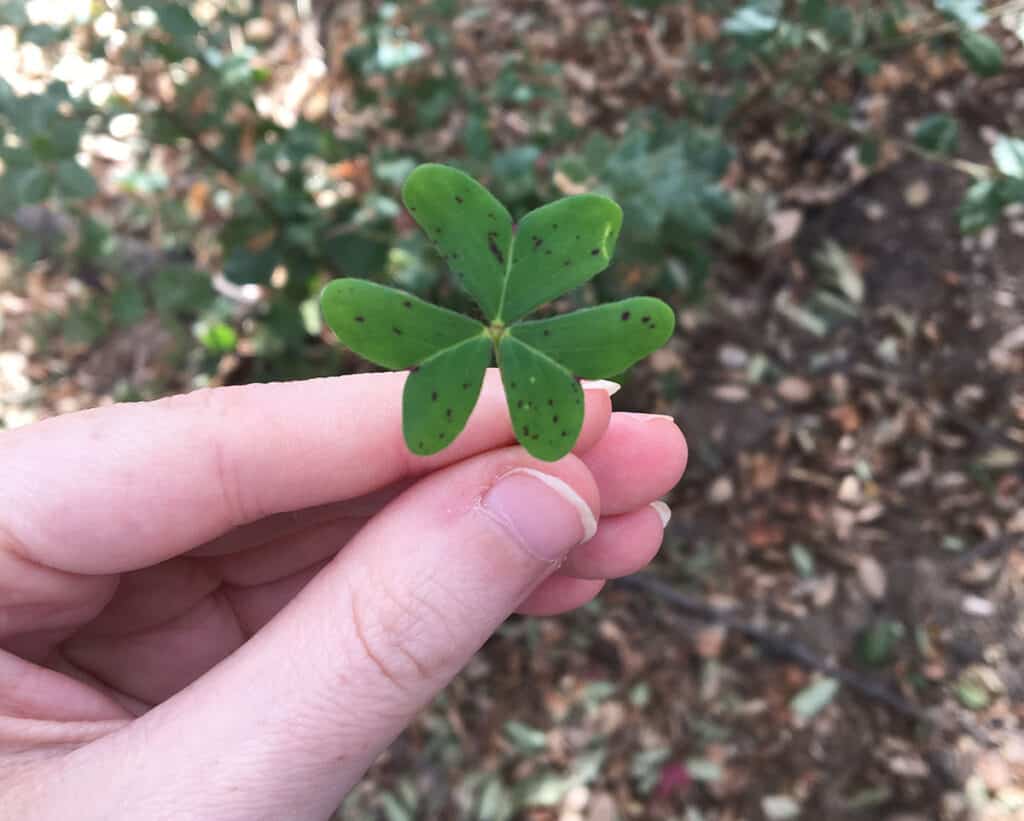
1,3,1023,820
342,95,1024,821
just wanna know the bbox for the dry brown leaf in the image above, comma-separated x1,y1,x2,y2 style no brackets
185,180,210,220
857,555,887,600
246,228,277,252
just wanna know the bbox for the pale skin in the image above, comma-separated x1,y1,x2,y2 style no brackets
0,369,687,820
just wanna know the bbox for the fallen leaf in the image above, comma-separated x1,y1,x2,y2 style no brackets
777,376,814,404
762,794,802,820
769,209,803,245
694,625,727,659
790,677,840,722
857,555,887,600
904,179,931,207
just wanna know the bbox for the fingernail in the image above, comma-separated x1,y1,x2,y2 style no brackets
618,412,676,423
580,379,621,397
650,500,671,528
482,469,598,562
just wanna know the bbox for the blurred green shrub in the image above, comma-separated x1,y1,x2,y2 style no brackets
0,0,1020,393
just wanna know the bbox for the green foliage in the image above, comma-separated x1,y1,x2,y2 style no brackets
723,2,782,38
992,136,1024,179
1,0,1019,394
958,29,1004,76
934,0,988,30
321,165,674,460
913,114,959,155
957,136,1024,233
559,116,732,296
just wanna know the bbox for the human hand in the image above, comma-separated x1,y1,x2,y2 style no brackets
0,371,685,820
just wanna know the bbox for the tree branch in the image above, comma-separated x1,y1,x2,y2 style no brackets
614,572,931,723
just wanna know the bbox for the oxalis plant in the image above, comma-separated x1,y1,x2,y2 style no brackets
320,164,675,461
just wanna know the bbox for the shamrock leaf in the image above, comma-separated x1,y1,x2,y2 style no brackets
402,164,513,320
403,336,492,455
499,335,586,462
321,164,675,461
509,297,675,378
320,278,483,370
402,164,622,322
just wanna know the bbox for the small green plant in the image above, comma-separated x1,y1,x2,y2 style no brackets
320,164,675,461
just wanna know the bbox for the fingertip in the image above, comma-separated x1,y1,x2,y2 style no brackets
560,504,666,580
581,412,688,515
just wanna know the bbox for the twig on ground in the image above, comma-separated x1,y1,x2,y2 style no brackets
615,572,930,723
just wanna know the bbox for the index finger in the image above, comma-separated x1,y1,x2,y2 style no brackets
0,370,613,575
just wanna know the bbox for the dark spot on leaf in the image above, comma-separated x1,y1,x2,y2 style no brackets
591,248,600,256
410,206,417,212
438,432,445,439
575,234,580,240
531,434,539,440
487,231,505,265
563,259,571,268
455,195,463,204
561,430,568,437
511,381,517,388
392,326,402,335
431,391,438,401
545,249,552,255
522,425,530,436
446,407,453,418
553,223,558,230
418,440,424,448
462,382,470,389
642,315,651,323
552,415,559,423
435,226,443,234
354,315,365,323
403,300,412,308
488,212,495,219
621,311,631,321
532,236,543,250
517,399,524,408
547,399,554,406
451,251,459,260
410,366,419,374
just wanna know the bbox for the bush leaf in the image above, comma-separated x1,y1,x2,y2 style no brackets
499,335,584,461
402,163,513,320
321,278,484,369
499,194,623,322
913,114,959,155
510,297,675,378
55,159,97,199
959,30,1003,76
403,336,492,455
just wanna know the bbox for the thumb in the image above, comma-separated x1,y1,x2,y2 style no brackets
59,448,599,820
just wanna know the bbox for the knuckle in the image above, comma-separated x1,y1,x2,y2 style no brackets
158,387,265,526
346,570,464,694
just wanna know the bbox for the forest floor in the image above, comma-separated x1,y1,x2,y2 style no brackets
1,3,1022,820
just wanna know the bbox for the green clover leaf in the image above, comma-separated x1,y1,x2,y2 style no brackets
320,163,675,461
